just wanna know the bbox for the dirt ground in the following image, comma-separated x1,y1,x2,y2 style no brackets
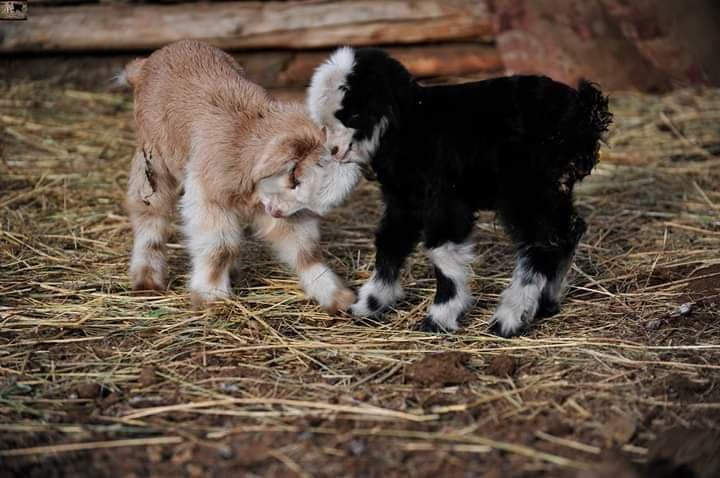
1,80,720,477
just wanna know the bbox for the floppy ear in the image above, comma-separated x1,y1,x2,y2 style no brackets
252,136,286,185
381,76,402,128
386,97,400,127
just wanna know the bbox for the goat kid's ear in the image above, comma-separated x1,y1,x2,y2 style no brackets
378,90,400,127
385,101,399,128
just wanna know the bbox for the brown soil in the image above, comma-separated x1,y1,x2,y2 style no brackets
487,354,518,378
404,352,475,386
682,264,720,304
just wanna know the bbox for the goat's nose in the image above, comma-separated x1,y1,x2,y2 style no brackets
330,146,339,156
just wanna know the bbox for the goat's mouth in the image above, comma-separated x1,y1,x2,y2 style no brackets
338,141,353,161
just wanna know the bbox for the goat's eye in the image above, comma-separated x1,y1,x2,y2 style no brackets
290,164,300,189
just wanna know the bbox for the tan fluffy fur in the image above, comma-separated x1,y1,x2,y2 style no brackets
125,40,357,312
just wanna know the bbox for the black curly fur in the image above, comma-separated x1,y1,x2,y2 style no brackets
325,48,612,336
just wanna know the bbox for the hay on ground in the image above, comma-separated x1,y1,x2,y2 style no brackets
1,81,719,476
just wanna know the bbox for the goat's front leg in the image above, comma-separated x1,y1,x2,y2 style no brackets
349,203,421,317
254,213,354,313
181,176,243,307
421,241,475,331
419,197,476,331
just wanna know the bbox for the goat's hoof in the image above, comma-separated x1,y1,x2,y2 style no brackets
348,294,385,317
416,316,455,333
323,288,356,314
488,319,527,338
537,299,560,318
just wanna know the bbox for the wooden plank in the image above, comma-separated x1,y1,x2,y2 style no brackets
1,43,502,89
1,0,494,54
277,43,503,86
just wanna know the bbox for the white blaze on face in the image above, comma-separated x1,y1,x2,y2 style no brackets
307,47,358,162
257,158,361,219
306,158,362,215
256,165,302,218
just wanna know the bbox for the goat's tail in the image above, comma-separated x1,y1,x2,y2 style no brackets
112,58,147,89
568,80,612,179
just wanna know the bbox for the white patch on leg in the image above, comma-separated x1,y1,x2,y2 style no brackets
181,173,242,303
491,258,548,337
426,242,475,331
188,251,233,302
256,216,320,269
129,215,168,288
300,263,343,310
254,214,352,311
351,272,403,316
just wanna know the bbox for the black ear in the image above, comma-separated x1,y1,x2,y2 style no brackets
386,97,400,127
380,66,413,128
381,82,401,127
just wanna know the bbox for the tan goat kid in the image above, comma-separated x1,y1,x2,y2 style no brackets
124,40,360,311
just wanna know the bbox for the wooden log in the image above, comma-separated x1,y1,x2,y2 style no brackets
276,43,503,86
1,44,502,90
1,0,494,54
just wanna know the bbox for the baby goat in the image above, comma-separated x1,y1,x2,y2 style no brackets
307,47,611,336
124,40,360,311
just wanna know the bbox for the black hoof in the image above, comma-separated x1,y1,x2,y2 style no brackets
348,294,384,318
366,295,381,312
488,320,525,338
416,316,451,333
537,298,560,319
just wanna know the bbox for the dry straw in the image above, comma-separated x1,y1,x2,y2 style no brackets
1,81,719,475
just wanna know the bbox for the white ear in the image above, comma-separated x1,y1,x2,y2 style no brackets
307,47,356,124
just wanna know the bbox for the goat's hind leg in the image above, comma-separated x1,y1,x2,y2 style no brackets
490,193,583,337
127,148,178,291
537,213,586,318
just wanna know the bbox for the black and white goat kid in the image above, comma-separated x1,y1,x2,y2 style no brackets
307,47,611,337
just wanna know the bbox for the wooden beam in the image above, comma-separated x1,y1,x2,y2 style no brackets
277,44,503,86
1,44,502,90
1,0,494,54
